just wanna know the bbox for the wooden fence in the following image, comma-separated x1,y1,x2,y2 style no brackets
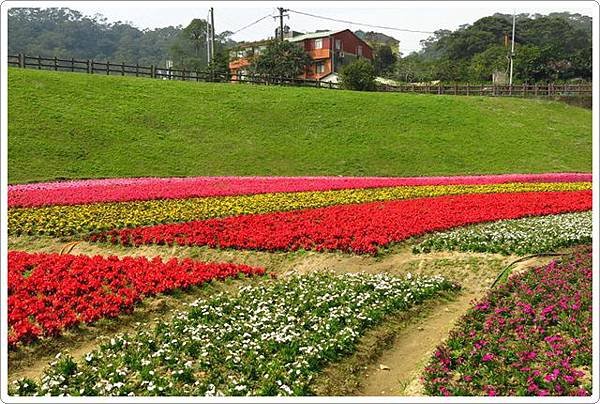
377,83,592,97
8,53,593,97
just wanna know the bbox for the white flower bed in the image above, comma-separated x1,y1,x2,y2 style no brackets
413,211,592,255
12,272,457,397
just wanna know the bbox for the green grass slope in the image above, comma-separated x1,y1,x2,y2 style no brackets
8,68,591,183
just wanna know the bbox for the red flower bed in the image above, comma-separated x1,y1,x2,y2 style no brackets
93,190,591,254
8,252,265,346
8,173,591,208
422,246,592,396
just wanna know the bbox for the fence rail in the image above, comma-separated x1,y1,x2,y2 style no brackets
7,53,593,97
377,83,592,97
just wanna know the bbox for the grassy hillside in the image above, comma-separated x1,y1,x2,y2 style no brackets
8,68,592,183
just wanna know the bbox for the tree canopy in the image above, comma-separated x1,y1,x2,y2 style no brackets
339,59,376,91
394,12,591,83
8,7,235,70
251,41,310,79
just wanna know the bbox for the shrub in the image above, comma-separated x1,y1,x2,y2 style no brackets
339,59,376,91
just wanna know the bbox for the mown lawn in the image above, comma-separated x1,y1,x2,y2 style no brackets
8,68,591,183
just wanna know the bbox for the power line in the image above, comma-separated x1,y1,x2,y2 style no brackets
287,9,435,35
231,13,274,35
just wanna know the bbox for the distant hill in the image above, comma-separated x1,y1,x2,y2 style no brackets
398,12,591,83
355,30,400,53
8,68,591,183
7,7,236,70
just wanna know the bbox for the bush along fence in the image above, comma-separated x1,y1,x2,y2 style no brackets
8,53,592,97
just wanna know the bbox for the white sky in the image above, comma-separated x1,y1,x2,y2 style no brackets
10,1,596,53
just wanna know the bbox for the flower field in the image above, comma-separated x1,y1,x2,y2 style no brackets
10,272,458,396
7,173,594,397
92,190,591,254
8,173,591,208
8,251,265,346
422,247,592,396
8,181,590,237
413,211,592,255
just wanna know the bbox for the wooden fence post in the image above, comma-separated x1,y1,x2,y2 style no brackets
88,59,92,74
151,65,155,78
136,63,139,77
54,56,58,71
71,57,75,72
437,84,442,95
466,83,469,95
121,62,125,76
18,53,25,68
37,55,42,70
106,60,110,75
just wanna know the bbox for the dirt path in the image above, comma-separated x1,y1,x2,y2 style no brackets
354,255,556,397
359,291,479,396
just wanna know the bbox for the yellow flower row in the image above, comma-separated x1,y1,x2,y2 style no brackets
8,182,591,237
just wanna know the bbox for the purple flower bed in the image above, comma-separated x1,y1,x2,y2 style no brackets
423,246,592,396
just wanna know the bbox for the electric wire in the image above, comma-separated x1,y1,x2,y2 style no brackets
231,13,274,35
287,9,435,34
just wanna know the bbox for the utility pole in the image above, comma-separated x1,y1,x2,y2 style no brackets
206,9,212,64
210,7,215,62
276,7,288,40
509,11,516,85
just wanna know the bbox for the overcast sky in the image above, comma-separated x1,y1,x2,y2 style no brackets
23,1,596,53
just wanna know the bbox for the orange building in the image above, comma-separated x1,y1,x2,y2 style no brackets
228,40,271,81
287,29,373,80
228,29,373,81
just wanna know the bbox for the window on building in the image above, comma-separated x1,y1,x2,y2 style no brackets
314,38,323,49
335,39,342,50
316,62,325,74
357,45,363,57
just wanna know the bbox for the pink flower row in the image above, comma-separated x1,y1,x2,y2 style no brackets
8,173,592,208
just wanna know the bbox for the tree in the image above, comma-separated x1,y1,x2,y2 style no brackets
469,45,508,82
339,59,376,91
394,12,591,83
7,8,236,69
252,41,310,79
207,49,230,80
512,45,550,82
394,54,435,83
372,44,397,76
169,18,209,70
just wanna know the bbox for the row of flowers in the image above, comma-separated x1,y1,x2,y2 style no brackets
9,173,591,208
413,211,592,255
8,251,265,346
9,182,591,237
10,272,459,396
91,190,592,255
422,246,592,396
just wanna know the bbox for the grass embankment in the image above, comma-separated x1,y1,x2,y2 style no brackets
8,68,591,183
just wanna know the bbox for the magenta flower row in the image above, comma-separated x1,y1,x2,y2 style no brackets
8,173,592,208
422,246,592,396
